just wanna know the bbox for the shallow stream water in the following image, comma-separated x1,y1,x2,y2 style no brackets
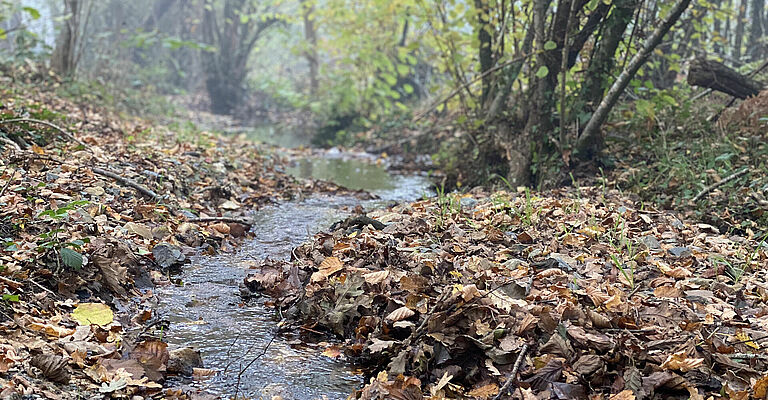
156,156,431,399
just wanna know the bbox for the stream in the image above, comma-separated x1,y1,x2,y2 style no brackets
156,154,432,399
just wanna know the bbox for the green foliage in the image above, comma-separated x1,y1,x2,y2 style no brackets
36,200,90,270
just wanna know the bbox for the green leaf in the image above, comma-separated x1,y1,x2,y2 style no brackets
23,7,41,20
544,41,557,50
2,294,19,302
535,66,549,78
61,248,83,269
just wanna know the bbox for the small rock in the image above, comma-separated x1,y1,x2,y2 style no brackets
152,243,186,269
167,347,203,375
639,235,661,250
460,197,478,209
668,246,692,258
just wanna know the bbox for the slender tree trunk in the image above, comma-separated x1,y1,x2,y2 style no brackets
578,0,637,117
713,0,723,54
724,0,732,51
301,0,319,95
733,0,748,60
748,0,766,60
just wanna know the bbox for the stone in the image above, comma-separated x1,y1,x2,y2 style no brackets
167,347,203,375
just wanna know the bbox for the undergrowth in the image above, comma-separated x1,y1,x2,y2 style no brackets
609,89,768,236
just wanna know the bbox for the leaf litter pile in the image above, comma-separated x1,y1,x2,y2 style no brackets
0,85,365,398
245,187,768,399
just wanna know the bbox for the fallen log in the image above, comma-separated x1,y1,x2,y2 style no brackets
687,58,764,99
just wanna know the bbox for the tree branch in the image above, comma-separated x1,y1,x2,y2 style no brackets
576,0,692,158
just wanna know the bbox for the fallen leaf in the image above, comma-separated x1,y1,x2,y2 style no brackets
385,306,415,322
71,303,114,326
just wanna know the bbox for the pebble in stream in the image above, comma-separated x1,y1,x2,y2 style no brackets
157,162,431,399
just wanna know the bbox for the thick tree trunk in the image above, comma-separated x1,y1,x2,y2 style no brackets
687,58,764,98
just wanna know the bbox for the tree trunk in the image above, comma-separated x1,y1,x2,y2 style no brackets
476,0,494,106
733,0,748,60
51,0,79,77
578,0,637,117
687,58,764,98
301,0,319,95
747,0,766,60
576,0,692,158
714,0,722,54
200,0,276,114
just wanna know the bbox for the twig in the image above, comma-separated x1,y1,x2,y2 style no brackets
0,118,86,147
493,344,529,400
91,167,161,200
187,216,253,226
234,332,277,399
728,353,768,360
0,137,22,151
691,168,749,203
413,53,532,122
0,276,23,289
0,164,13,198
28,279,56,296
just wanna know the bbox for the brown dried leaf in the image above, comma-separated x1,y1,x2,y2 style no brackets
310,256,344,283
31,354,70,384
363,270,389,284
660,351,704,372
385,306,415,322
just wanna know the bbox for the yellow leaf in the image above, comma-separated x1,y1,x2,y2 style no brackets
31,144,45,155
735,331,760,350
660,351,704,372
71,303,114,326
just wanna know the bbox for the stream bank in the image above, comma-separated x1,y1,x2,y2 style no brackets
158,156,432,399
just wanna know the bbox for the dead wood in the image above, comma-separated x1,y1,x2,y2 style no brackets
687,58,765,99
691,168,749,202
91,167,161,200
187,216,253,226
0,118,86,147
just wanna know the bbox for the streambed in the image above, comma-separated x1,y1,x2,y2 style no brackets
156,156,431,399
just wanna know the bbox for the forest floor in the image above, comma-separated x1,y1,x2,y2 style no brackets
1,74,768,400
0,81,367,399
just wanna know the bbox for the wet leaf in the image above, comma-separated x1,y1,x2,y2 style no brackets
311,256,344,283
